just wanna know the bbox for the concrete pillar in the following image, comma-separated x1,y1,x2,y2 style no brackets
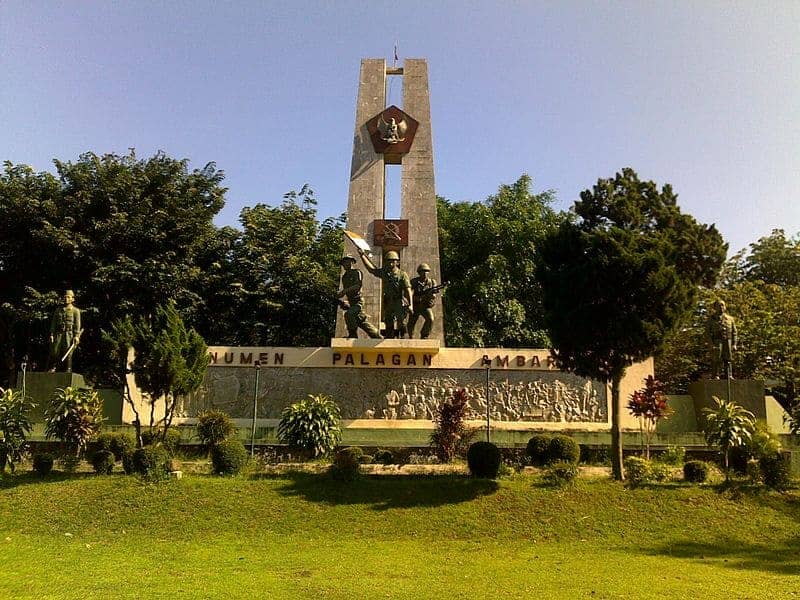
336,59,386,337
401,59,445,343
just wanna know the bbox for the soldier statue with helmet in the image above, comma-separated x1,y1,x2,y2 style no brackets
336,255,382,339
408,263,439,339
359,249,412,339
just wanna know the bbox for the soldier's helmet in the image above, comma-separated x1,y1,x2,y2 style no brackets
384,250,400,261
417,263,431,274
339,255,357,265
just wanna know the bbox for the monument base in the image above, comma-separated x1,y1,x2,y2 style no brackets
18,371,87,421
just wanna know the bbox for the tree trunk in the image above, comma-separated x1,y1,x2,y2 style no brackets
611,371,625,481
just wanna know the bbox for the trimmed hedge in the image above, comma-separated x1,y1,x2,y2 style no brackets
132,446,169,481
683,460,709,483
548,435,580,465
141,428,182,456
526,434,552,467
467,442,502,478
331,447,363,481
90,449,115,475
211,439,249,476
32,453,54,477
759,452,791,491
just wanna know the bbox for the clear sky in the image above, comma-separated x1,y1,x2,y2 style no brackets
2,1,798,254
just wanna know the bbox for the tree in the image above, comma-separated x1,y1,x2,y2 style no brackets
437,175,564,348
656,229,800,404
627,376,671,459
44,386,104,457
535,168,726,480
127,300,208,439
702,397,755,480
206,185,345,347
0,387,35,473
0,151,226,384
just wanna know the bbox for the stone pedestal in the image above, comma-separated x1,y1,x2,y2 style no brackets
688,379,766,423
18,371,87,421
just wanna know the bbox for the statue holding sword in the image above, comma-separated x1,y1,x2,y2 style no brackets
49,289,82,372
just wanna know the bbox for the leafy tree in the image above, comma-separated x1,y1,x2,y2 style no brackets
0,387,35,473
702,397,755,480
126,300,208,440
208,186,345,346
535,168,726,479
627,376,672,459
430,388,474,463
437,175,564,347
277,394,342,459
0,152,225,384
44,386,104,456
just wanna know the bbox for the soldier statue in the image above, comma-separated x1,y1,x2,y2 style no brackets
50,289,82,372
359,249,412,339
408,263,438,339
337,255,382,339
706,299,737,379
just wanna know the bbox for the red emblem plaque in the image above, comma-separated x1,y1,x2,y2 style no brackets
373,219,409,247
366,105,419,164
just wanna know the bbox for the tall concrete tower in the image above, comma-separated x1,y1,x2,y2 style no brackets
335,58,445,344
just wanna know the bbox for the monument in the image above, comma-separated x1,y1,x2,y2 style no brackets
124,58,654,438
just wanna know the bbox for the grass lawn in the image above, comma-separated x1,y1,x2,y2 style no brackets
0,469,798,599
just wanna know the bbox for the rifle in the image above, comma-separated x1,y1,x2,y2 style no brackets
415,281,449,297
335,298,350,311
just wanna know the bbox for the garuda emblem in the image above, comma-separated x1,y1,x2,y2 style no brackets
378,116,407,144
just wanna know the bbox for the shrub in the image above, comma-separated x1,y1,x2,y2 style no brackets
59,454,81,473
32,453,54,477
90,449,115,475
196,409,236,449
684,460,709,483
702,397,755,479
526,434,552,467
759,452,791,491
331,447,363,481
132,446,169,481
0,387,35,473
122,450,136,475
467,441,502,478
659,445,686,466
624,456,651,487
627,376,672,459
430,389,473,463
211,439,248,476
544,461,579,486
548,435,580,465
373,449,394,465
95,432,136,462
44,387,104,456
731,420,782,476
650,462,673,482
278,394,342,459
141,428,182,456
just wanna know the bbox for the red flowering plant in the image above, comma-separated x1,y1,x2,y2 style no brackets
627,376,672,459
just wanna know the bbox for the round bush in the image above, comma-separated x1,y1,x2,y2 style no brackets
467,441,502,478
331,447,363,481
547,435,580,465
526,434,552,467
373,449,394,465
132,446,169,481
32,453,54,477
90,449,115,475
110,433,136,461
545,461,579,486
649,462,673,482
196,409,236,449
759,452,791,491
211,439,249,476
624,456,651,487
683,460,709,483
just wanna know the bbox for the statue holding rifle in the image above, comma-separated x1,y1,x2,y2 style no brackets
359,249,412,339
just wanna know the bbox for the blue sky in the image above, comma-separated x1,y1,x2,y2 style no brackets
2,1,798,254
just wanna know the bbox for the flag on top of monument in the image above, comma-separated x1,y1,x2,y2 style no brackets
344,230,373,257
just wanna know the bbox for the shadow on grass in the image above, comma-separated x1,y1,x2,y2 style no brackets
265,471,499,510
643,536,800,576
0,471,102,490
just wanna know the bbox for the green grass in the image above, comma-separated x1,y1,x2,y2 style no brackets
0,470,798,599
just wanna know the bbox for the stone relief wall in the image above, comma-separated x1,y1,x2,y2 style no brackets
178,367,608,424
